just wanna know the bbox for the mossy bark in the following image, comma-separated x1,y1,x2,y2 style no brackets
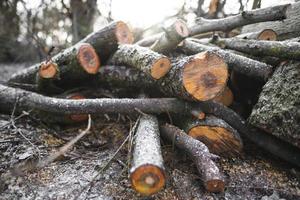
248,61,300,148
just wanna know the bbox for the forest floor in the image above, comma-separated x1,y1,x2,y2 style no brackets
0,63,299,200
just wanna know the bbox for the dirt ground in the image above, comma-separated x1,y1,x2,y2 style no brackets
0,63,299,200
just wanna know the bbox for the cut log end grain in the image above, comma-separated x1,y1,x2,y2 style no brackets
174,19,190,38
115,21,134,44
67,93,89,122
77,43,100,74
151,57,171,79
206,180,225,193
183,51,228,101
130,164,166,196
39,62,58,79
257,29,277,41
188,126,242,157
212,87,234,106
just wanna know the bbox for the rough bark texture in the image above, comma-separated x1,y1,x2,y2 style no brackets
80,21,134,63
248,61,300,148
160,123,225,192
242,2,300,40
8,43,100,85
109,44,171,80
150,19,189,54
189,4,289,36
179,115,243,157
236,29,277,41
180,39,273,80
130,114,165,196
212,37,300,60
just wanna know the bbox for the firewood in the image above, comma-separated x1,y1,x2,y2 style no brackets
178,115,243,157
179,39,272,80
248,61,300,148
212,86,233,106
150,19,189,54
236,29,277,41
1,84,299,166
242,2,300,40
211,36,300,60
109,44,171,80
135,33,163,47
189,4,289,36
130,114,165,196
8,43,100,85
160,123,225,192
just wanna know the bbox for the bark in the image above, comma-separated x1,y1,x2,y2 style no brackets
236,29,277,41
189,4,289,36
242,2,300,40
109,44,171,80
211,37,300,60
150,19,189,54
178,115,243,157
130,114,165,196
135,33,163,47
179,39,273,80
248,61,300,148
160,123,225,192
8,43,100,85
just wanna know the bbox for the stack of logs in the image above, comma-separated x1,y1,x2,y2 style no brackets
1,2,300,197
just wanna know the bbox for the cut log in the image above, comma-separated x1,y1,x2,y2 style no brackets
189,4,289,36
130,114,165,196
178,115,243,157
211,36,300,60
248,61,300,148
8,43,100,85
150,19,189,54
160,123,225,192
109,44,171,80
179,39,272,80
135,33,163,47
236,29,277,41
212,86,233,106
242,2,300,40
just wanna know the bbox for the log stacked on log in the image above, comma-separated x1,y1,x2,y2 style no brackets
3,2,300,197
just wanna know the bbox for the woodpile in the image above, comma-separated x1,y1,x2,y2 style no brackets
2,2,300,197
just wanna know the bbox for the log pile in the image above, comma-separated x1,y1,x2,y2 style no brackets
2,3,300,197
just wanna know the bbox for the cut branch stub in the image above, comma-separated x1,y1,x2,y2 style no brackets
130,115,165,196
160,123,225,192
39,62,59,79
109,44,171,80
180,51,228,101
180,115,243,157
236,29,278,41
212,86,234,106
76,43,100,74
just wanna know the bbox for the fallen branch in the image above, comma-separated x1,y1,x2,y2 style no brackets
189,4,289,36
160,123,225,192
179,39,273,80
130,114,165,196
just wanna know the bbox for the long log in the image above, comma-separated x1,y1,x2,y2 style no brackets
109,44,171,80
8,21,133,84
189,4,289,36
248,61,300,148
178,115,243,157
130,114,165,196
242,2,300,40
236,29,277,41
179,39,273,80
8,43,100,86
160,123,225,192
0,84,299,166
150,19,189,54
211,36,300,60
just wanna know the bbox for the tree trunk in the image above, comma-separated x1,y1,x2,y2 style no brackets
248,61,300,148
178,115,243,157
242,2,300,40
109,44,171,80
189,4,289,36
160,123,225,192
130,114,165,196
179,39,273,80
